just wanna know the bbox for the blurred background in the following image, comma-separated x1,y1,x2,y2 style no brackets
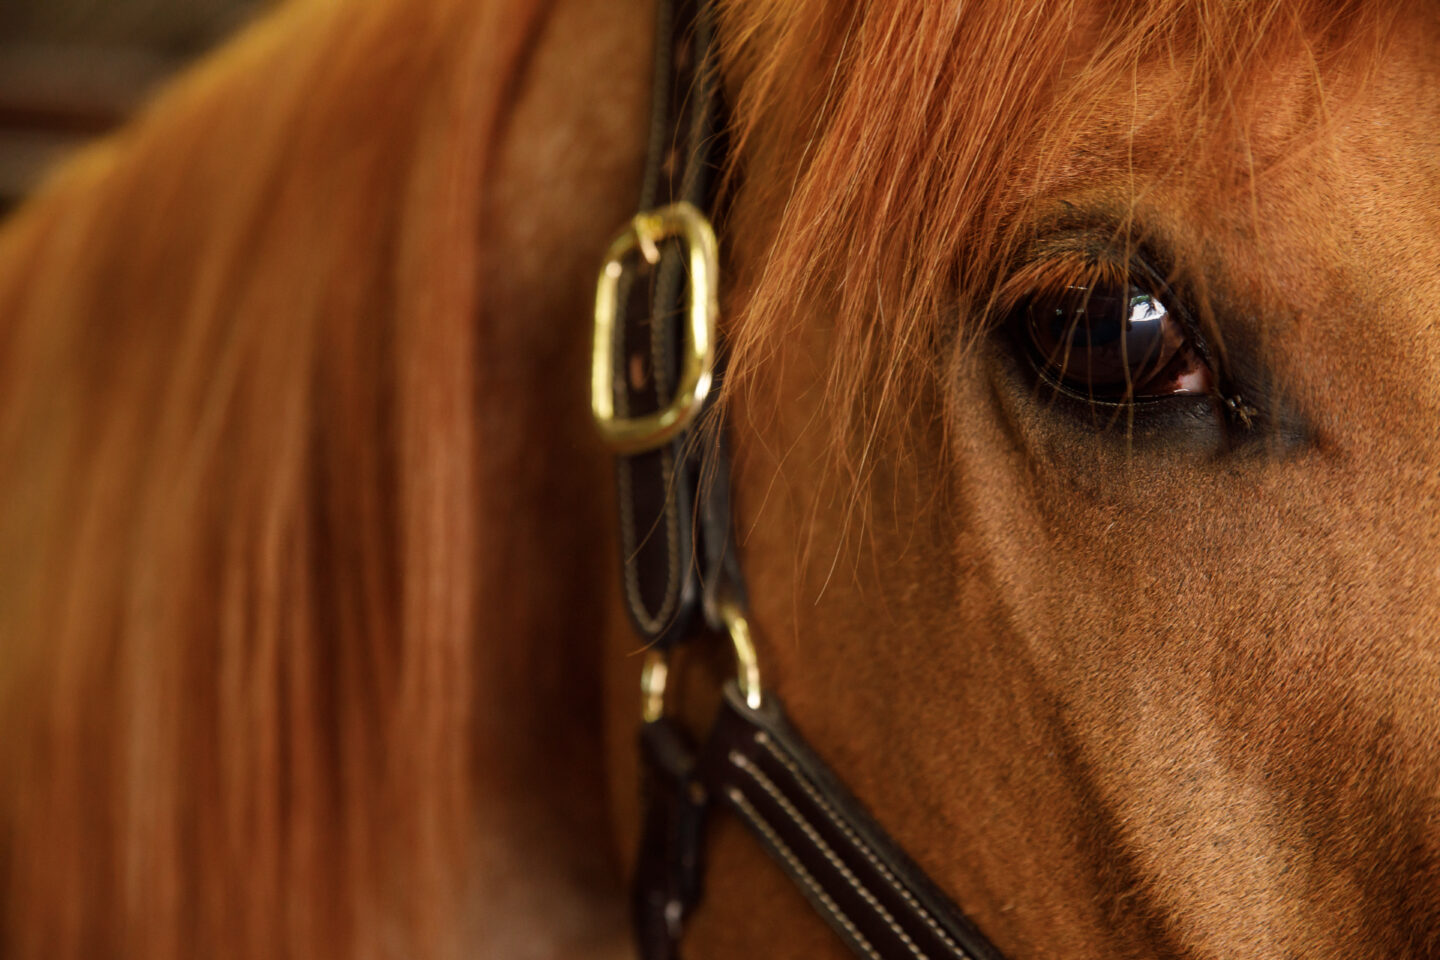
0,0,267,216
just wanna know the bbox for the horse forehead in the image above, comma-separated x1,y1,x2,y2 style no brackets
1205,36,1440,422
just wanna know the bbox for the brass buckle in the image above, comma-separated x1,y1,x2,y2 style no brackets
641,603,763,723
591,201,719,454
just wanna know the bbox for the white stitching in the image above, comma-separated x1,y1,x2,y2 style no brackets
725,786,883,960
730,751,928,960
752,733,971,959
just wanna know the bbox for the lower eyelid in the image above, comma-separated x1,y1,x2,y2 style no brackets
986,337,1233,459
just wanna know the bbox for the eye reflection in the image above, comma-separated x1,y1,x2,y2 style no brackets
1130,296,1165,327
1020,281,1212,401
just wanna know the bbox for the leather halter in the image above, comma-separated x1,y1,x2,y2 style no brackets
592,2,1007,958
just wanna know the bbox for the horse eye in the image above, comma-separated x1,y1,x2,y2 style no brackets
1017,282,1212,401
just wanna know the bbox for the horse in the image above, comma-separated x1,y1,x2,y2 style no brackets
0,0,1436,956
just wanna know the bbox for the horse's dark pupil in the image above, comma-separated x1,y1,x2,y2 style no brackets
1027,282,1174,397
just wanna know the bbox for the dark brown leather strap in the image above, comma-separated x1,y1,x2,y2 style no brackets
633,712,709,959
609,0,731,649
636,687,1007,960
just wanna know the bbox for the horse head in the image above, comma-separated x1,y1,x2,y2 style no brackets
0,0,1434,957
599,2,1440,957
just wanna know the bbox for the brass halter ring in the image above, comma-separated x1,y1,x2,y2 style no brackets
641,602,763,723
591,201,719,455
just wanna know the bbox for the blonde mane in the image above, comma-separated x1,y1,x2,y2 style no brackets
0,1,549,954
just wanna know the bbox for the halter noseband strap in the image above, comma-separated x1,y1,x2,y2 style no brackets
592,3,1006,958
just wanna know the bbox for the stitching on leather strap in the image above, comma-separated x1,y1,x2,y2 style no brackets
753,733,971,959
617,448,683,634
724,786,883,960
729,751,928,960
